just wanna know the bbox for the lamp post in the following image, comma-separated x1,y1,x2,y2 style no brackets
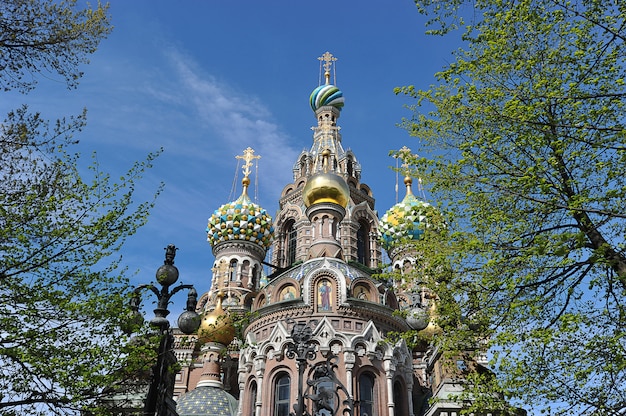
129,244,201,416
284,319,353,416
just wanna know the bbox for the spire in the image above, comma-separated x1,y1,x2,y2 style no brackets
309,52,346,179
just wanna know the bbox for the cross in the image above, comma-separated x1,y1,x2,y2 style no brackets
235,147,261,179
397,146,414,174
318,51,337,73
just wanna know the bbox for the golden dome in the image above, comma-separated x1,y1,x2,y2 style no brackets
417,298,442,338
198,294,235,346
302,149,349,208
303,172,350,208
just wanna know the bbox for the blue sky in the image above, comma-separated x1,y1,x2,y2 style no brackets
3,1,463,315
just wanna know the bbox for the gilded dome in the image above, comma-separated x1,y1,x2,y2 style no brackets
207,178,274,250
302,171,350,208
310,84,344,112
379,176,442,250
302,150,349,208
198,295,235,346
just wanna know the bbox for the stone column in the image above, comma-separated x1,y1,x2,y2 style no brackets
384,357,396,416
254,354,266,416
344,350,356,400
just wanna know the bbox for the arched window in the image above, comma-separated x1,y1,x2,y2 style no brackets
359,373,376,416
357,220,370,266
251,264,259,289
274,374,291,416
393,380,408,415
229,259,238,282
248,380,257,416
284,219,297,267
241,260,250,286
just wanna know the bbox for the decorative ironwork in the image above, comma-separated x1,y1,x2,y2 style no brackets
128,244,201,416
284,319,353,416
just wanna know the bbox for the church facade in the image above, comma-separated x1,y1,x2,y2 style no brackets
172,52,476,416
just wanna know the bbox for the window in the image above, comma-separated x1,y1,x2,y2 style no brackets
284,219,297,266
357,220,370,266
248,380,257,416
251,265,259,289
229,259,238,282
274,374,291,416
241,260,250,280
316,380,334,416
358,373,376,416
393,380,408,415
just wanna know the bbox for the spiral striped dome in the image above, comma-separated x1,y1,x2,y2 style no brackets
310,84,344,111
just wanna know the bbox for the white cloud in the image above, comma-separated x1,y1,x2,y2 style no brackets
156,47,300,203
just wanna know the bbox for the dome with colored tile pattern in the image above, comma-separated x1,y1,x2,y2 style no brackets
207,177,274,250
176,385,238,416
378,176,443,250
310,83,344,112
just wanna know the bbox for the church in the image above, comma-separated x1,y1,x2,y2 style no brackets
171,52,477,416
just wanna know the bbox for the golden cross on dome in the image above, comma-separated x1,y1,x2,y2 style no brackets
318,51,337,72
236,147,261,179
397,146,413,173
318,51,337,85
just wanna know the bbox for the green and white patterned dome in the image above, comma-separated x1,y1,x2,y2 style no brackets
310,83,344,112
176,385,238,416
207,177,274,250
378,176,441,250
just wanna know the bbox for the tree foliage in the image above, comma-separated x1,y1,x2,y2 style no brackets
397,0,626,414
0,1,161,414
0,0,112,92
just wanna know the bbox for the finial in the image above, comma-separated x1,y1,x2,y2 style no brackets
236,147,260,196
321,149,331,173
396,146,427,199
318,51,337,85
404,176,414,196
164,244,177,265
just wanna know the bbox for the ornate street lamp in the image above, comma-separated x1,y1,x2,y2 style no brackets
284,319,353,416
129,244,201,416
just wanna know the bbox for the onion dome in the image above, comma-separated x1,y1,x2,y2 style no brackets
302,149,349,208
207,176,274,249
379,176,441,250
310,84,344,112
176,386,238,416
406,307,429,331
309,51,345,112
198,293,236,346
